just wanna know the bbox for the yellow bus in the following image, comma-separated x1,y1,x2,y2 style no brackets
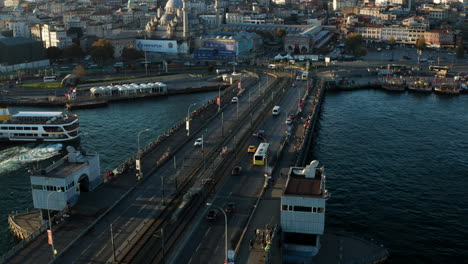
301,71,309,81
253,143,269,165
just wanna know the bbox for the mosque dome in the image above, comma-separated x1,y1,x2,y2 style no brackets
165,0,182,9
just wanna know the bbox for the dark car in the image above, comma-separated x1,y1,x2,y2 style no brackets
224,202,237,214
206,209,218,221
258,130,265,138
288,114,295,120
232,166,242,176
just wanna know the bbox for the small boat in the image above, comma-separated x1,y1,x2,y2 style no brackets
434,83,460,95
381,78,406,92
0,107,80,142
408,81,432,93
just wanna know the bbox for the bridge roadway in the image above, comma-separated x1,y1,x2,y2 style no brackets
46,71,289,264
171,76,309,264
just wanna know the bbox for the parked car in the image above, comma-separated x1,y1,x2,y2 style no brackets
194,138,203,147
206,209,218,221
224,202,237,214
232,166,242,176
285,118,292,125
288,114,295,120
231,97,239,103
248,145,257,153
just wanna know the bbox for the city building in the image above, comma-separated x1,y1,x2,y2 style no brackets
5,19,30,38
284,26,333,53
424,29,454,47
281,160,329,263
193,31,263,60
145,0,204,40
30,147,100,220
41,24,73,49
0,37,45,65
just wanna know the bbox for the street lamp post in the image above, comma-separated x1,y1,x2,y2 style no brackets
218,85,221,112
186,103,197,136
206,203,228,263
137,128,151,154
46,192,57,258
136,128,151,180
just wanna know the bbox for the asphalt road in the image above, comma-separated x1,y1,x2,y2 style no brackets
171,77,309,264
52,71,272,264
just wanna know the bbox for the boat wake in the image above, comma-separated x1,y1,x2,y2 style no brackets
0,144,63,173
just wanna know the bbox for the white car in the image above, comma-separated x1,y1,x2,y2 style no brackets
296,76,301,81
231,97,239,103
285,118,292,125
194,138,203,147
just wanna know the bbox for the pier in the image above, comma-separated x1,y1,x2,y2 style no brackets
2,69,388,264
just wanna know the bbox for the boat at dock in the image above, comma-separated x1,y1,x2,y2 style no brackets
0,107,80,142
408,81,432,93
434,83,460,95
381,79,406,92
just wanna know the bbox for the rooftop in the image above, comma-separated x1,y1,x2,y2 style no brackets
284,160,327,198
0,37,40,46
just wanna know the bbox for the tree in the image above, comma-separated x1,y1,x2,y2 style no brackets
122,46,144,61
416,36,426,51
1,30,13,37
90,39,114,62
276,29,286,38
388,36,396,49
63,43,83,59
72,64,86,78
46,47,63,61
455,41,465,59
345,33,363,56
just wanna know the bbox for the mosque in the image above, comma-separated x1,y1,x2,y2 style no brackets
144,0,222,40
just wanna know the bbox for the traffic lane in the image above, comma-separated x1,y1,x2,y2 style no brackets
186,142,268,263
63,184,165,263
183,73,292,263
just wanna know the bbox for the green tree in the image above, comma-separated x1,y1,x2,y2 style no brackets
63,43,83,59
276,29,286,38
46,46,63,61
345,33,363,56
90,39,114,62
72,64,86,78
1,30,13,37
388,36,396,49
122,46,144,61
455,41,464,59
416,36,426,51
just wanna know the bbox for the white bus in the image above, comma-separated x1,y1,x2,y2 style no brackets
43,76,58,82
253,143,269,166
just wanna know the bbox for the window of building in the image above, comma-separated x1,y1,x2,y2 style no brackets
31,184,43,190
282,204,288,211
294,206,312,212
318,207,325,213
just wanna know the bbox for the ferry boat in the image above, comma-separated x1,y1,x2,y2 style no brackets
0,107,80,142
408,81,432,93
434,83,460,95
381,79,406,92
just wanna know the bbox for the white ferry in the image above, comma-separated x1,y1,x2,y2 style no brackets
0,107,80,142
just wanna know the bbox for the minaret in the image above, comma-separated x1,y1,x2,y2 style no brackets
215,0,220,28
127,0,134,10
182,0,189,38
